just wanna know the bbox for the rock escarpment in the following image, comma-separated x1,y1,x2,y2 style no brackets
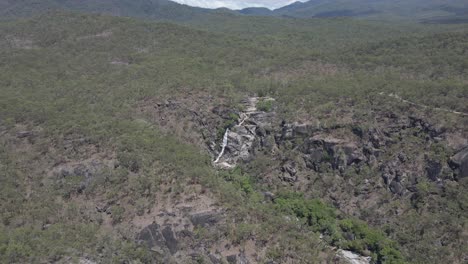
450,147,468,179
213,97,275,169
207,97,467,264
141,95,467,263
210,99,466,198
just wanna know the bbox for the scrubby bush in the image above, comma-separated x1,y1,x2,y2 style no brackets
274,192,406,263
256,99,274,112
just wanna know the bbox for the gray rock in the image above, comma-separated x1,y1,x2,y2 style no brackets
136,223,179,255
450,147,468,179
16,131,33,138
238,251,250,264
398,152,407,163
302,136,367,174
426,160,442,181
292,122,320,137
226,255,237,264
209,254,223,264
190,211,221,228
161,226,178,255
342,144,367,165
352,126,364,138
390,181,404,195
136,223,166,252
293,124,309,135
281,124,294,140
262,191,275,201
256,126,267,137
282,162,297,176
369,128,384,148
281,172,297,183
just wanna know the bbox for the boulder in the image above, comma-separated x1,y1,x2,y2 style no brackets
238,251,250,264
342,143,367,165
262,191,275,201
136,223,178,255
390,181,404,195
301,136,366,174
450,147,468,179
136,223,166,253
161,226,178,255
209,254,223,264
225,252,250,264
281,162,297,182
409,116,446,138
292,122,320,137
226,255,237,264
16,131,33,138
426,160,442,181
190,211,221,228
280,124,294,140
368,128,384,148
352,126,364,138
281,172,297,183
282,162,297,176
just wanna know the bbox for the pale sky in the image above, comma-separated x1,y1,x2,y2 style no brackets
172,0,305,10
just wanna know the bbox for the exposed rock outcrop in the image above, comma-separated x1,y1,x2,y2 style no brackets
136,223,179,256
301,135,366,174
52,159,112,194
142,95,466,263
190,211,221,228
214,97,275,169
337,249,371,264
450,147,468,179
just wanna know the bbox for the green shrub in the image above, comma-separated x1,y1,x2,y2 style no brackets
110,206,125,224
256,99,274,112
274,192,406,263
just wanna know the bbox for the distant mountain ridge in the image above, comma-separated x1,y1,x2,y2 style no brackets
0,0,223,21
0,0,467,24
240,0,468,23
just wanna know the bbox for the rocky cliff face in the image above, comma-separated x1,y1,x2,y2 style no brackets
450,147,468,179
213,97,276,169
207,97,467,263
139,94,468,263
210,97,466,191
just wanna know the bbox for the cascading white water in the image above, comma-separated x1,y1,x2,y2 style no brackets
213,97,274,166
214,128,229,163
213,111,248,164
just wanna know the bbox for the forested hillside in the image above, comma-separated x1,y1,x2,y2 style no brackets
0,0,222,21
2,0,468,24
0,4,467,264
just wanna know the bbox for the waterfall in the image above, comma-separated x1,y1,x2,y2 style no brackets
214,128,229,163
213,97,273,166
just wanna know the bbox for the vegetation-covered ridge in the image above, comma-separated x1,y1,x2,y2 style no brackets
0,10,466,264
1,0,468,24
245,0,468,23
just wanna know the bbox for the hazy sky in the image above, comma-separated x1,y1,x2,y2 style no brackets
172,0,305,10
